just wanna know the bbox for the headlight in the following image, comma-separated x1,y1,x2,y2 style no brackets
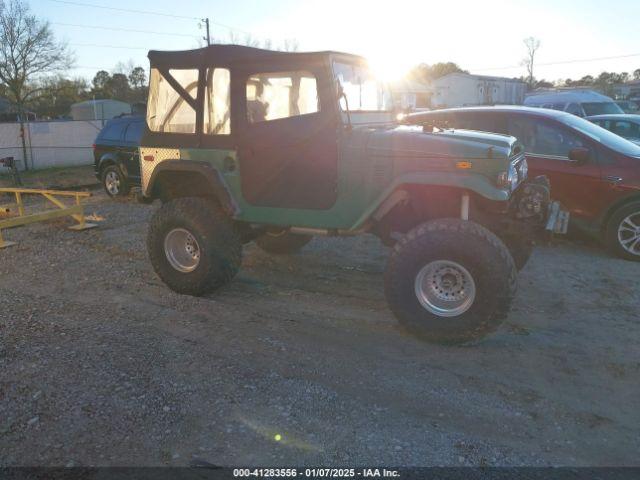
498,162,519,190
517,158,528,180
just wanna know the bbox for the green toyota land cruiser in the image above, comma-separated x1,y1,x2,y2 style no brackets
139,45,568,344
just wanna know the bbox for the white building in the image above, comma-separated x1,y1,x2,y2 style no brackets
70,99,131,121
390,79,433,110
431,73,526,108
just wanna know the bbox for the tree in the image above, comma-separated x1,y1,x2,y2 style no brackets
128,67,146,90
29,76,88,118
92,70,110,96
106,73,129,100
409,62,468,83
0,0,73,172
521,36,540,90
634,69,640,81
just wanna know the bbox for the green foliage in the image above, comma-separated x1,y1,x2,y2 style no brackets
28,76,88,118
408,62,468,83
90,68,148,104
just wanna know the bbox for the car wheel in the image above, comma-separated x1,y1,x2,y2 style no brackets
255,230,312,254
147,197,242,295
384,218,517,344
605,202,640,262
102,165,130,198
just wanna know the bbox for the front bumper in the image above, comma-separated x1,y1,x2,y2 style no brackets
502,175,569,241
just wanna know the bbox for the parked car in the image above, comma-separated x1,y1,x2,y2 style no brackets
137,45,568,344
587,114,640,145
524,90,623,117
615,100,640,114
409,106,640,261
93,116,143,197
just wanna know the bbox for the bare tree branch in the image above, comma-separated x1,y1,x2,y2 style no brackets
521,36,540,90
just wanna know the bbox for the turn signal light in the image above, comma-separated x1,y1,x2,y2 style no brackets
143,155,155,162
456,161,473,169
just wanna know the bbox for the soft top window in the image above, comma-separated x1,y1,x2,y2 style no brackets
146,68,198,134
246,70,319,123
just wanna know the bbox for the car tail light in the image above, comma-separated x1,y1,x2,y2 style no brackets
143,155,155,162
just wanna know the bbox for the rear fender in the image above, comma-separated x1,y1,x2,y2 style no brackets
146,160,240,216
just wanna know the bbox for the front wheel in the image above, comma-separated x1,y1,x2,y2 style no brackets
605,202,640,261
147,197,242,295
384,219,517,344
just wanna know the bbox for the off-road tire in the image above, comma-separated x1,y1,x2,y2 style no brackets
605,202,640,262
502,234,534,271
147,197,242,295
255,231,312,254
102,164,130,198
384,218,517,344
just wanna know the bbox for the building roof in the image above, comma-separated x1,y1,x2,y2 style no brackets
71,99,130,108
434,72,525,84
524,89,614,104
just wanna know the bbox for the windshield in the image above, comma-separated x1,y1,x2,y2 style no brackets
561,114,640,157
582,102,624,116
333,61,393,112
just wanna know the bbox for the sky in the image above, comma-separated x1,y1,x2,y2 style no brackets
33,0,640,83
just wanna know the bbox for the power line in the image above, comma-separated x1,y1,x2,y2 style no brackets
473,53,640,72
46,0,255,36
51,21,199,38
70,43,148,50
45,0,199,20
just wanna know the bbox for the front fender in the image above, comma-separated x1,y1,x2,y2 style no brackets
351,172,510,230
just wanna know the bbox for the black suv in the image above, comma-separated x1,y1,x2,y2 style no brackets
93,116,144,197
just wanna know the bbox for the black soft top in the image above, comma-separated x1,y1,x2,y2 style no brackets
148,44,366,69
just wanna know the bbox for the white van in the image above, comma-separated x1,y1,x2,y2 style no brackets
524,89,623,117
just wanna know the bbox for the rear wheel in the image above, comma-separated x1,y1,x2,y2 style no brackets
605,202,640,261
384,218,517,344
147,197,242,295
256,230,312,254
102,164,130,198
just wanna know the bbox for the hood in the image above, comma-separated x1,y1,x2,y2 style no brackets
363,125,520,162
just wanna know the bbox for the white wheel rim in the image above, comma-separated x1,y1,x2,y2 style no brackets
105,171,120,195
414,260,476,317
164,228,201,272
617,212,640,256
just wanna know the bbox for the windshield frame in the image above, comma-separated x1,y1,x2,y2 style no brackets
330,55,394,114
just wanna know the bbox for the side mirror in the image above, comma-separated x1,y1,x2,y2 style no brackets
568,147,590,165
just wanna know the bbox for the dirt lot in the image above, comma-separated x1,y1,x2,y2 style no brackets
0,191,638,467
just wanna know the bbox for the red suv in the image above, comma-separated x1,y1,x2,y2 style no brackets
410,106,640,261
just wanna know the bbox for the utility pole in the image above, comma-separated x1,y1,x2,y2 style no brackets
202,17,211,46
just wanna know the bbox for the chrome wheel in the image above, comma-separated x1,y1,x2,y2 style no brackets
618,211,640,256
105,170,120,195
414,260,476,317
164,228,201,273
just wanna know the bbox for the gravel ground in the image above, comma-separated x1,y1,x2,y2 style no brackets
0,192,638,467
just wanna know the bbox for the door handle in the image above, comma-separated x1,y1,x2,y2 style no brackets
605,175,623,185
